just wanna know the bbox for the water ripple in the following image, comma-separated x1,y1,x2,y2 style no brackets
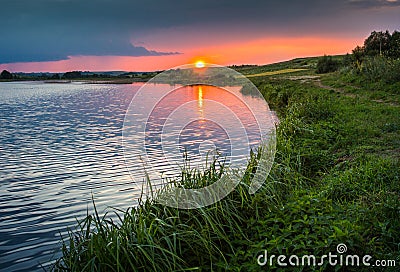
0,81,272,271
0,82,140,271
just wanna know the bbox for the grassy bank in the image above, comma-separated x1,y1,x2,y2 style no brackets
53,58,399,271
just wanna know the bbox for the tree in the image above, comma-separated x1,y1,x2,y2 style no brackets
0,70,13,79
316,55,339,74
352,30,400,62
352,45,365,69
63,71,82,79
364,30,391,57
388,30,400,59
51,73,61,80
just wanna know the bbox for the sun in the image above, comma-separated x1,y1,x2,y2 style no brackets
195,60,205,68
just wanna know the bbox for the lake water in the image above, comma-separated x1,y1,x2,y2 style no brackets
0,81,274,271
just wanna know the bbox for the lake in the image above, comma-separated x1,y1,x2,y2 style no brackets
0,81,274,271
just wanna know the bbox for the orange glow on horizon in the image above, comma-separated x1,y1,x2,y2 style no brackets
0,36,363,72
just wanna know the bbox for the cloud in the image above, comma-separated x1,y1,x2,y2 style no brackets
0,37,179,64
0,0,399,64
347,0,400,8
0,0,182,64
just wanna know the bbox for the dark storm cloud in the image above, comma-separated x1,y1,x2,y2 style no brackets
0,0,183,63
347,0,400,8
0,0,398,63
0,36,179,63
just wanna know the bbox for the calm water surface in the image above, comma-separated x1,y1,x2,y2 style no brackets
0,81,272,271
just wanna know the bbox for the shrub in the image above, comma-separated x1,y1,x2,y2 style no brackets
316,55,339,74
361,56,400,84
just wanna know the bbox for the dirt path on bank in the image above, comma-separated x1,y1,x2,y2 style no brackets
282,75,398,106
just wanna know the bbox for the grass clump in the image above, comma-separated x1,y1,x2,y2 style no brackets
53,153,283,271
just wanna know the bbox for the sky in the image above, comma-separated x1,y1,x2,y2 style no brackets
0,0,399,72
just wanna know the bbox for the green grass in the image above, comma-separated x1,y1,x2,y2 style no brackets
53,56,400,271
245,68,308,78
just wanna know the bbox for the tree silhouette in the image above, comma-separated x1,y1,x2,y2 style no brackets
364,31,391,57
63,71,82,79
389,31,400,59
0,70,13,79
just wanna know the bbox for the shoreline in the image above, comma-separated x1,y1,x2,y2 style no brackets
52,55,400,271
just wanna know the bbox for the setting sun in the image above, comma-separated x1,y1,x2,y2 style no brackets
195,60,205,68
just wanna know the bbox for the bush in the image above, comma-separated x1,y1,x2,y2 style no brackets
361,56,400,84
316,55,339,74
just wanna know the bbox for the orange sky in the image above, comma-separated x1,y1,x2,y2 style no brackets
1,0,399,72
0,36,363,72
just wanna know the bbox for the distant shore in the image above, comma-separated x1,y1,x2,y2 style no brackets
0,77,152,84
